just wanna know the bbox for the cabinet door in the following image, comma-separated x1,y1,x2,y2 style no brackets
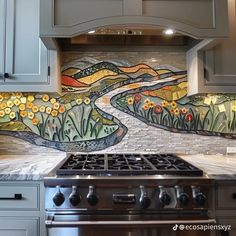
187,0,236,95
1,0,55,92
0,218,39,236
0,0,5,81
203,0,236,93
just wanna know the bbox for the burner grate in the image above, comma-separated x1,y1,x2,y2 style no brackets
56,154,203,176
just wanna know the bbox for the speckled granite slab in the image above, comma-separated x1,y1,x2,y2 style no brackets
0,153,66,181
180,154,236,179
0,153,236,181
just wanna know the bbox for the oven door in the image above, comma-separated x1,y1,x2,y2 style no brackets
46,211,216,236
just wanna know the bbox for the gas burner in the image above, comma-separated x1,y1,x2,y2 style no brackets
56,153,203,176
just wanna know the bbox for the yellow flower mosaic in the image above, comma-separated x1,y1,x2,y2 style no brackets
32,106,39,113
0,110,5,117
58,105,65,114
50,98,56,104
14,99,21,106
46,107,52,114
39,106,46,113
32,118,39,125
19,104,26,111
27,95,35,102
20,97,27,104
7,101,14,108
26,102,33,109
42,94,50,102
0,102,7,109
51,110,58,117
53,102,60,110
174,108,180,116
9,112,16,119
170,101,177,108
76,98,82,105
5,108,11,114
28,112,35,119
84,97,91,105
127,97,134,105
161,100,169,107
149,101,155,108
20,111,27,118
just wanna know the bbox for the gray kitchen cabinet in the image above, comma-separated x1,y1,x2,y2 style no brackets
187,0,236,95
215,180,236,236
0,0,60,93
0,218,39,236
0,0,4,80
40,0,228,48
0,181,45,236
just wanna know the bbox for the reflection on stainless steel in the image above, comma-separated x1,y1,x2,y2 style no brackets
45,153,215,236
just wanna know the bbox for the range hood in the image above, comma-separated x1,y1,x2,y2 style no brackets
40,0,229,49
39,0,233,96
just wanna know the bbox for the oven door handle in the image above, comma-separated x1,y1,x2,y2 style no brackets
45,218,216,227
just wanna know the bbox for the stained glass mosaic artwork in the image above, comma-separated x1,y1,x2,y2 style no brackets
0,58,235,151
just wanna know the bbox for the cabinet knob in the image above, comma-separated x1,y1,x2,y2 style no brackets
4,73,10,79
232,193,236,199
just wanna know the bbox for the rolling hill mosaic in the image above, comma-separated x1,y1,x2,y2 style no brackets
0,58,235,152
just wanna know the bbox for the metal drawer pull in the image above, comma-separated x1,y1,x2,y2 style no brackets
0,194,22,200
4,73,10,79
46,219,216,227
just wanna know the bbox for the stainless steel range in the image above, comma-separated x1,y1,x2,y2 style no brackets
44,153,215,236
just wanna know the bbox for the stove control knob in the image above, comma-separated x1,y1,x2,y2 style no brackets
175,186,189,206
192,186,206,206
87,186,98,206
69,186,81,206
195,193,206,206
159,187,171,206
53,186,65,206
139,185,151,209
179,193,190,206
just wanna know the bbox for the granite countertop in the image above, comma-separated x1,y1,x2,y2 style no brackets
0,153,66,181
0,153,236,181
180,154,236,179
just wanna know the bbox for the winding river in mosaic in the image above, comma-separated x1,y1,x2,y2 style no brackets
0,58,235,151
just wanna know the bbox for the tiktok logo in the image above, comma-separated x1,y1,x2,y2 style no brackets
173,224,178,231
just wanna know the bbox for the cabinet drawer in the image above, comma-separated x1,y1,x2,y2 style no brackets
216,184,236,209
216,218,236,236
0,183,39,210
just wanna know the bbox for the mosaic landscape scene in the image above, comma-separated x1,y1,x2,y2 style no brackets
0,58,235,151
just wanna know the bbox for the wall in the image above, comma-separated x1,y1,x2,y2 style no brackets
0,49,235,155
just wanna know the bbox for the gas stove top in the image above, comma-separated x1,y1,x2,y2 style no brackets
45,153,213,215
56,153,203,176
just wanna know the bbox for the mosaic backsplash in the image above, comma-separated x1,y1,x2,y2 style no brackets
0,51,235,153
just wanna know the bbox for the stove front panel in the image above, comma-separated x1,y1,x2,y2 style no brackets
45,181,214,211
